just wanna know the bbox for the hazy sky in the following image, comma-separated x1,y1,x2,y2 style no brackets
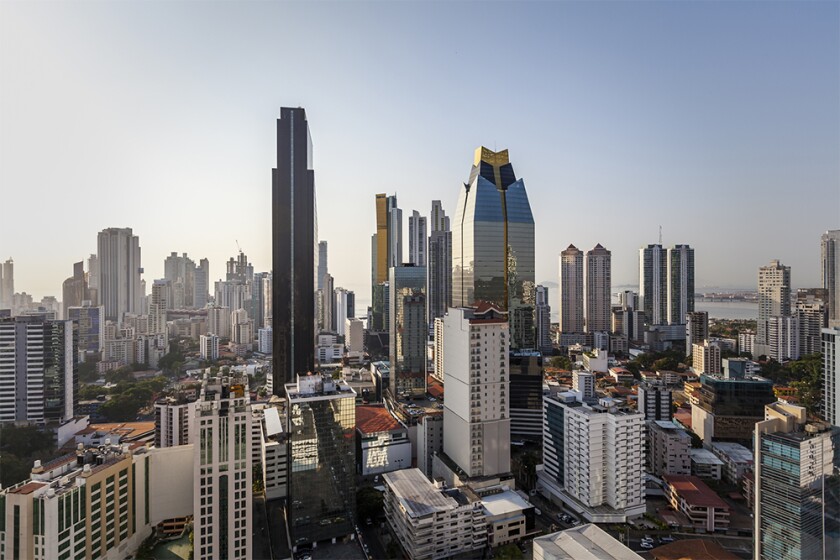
2,1,838,310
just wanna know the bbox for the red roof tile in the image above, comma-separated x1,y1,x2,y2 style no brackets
356,405,401,434
663,475,729,509
651,539,739,560
9,482,47,495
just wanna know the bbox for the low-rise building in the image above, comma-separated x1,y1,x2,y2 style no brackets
646,420,691,476
608,367,634,384
662,474,730,532
383,468,487,560
532,523,643,560
260,406,288,501
689,448,723,480
709,442,753,485
481,490,534,547
356,405,412,476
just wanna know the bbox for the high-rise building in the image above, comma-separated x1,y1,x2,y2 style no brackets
194,257,210,309
691,374,775,443
334,288,351,336
206,306,230,339
686,311,709,357
766,315,800,362
200,333,219,361
822,230,840,327
638,381,673,421
427,200,452,324
639,244,668,326
408,210,427,266
154,397,197,448
822,327,840,426
452,147,535,348
0,316,77,424
539,393,646,521
796,289,827,356
149,279,171,335
0,258,13,310
68,301,104,360
317,241,328,291
756,260,791,357
534,285,552,354
285,374,356,550
86,253,99,299
389,265,427,397
442,303,510,478
272,107,316,391
316,273,334,333
693,341,722,375
646,420,691,477
509,351,544,441
584,244,611,334
164,252,197,308
194,373,253,560
390,206,403,270
62,261,88,319
667,245,695,325
249,272,269,332
258,327,273,355
559,245,584,334
754,402,840,560
371,194,400,338
97,228,143,323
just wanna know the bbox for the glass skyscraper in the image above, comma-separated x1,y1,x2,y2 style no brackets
452,147,535,348
272,108,316,392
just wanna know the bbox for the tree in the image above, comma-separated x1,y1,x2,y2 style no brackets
77,384,108,400
0,425,57,487
496,543,524,560
79,361,99,383
549,356,572,370
356,486,384,521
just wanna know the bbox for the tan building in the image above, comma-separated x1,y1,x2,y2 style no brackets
662,474,730,532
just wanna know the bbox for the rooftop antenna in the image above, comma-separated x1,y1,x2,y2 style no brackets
236,240,241,253
658,226,662,245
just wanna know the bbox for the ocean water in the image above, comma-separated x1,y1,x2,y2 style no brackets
695,301,757,321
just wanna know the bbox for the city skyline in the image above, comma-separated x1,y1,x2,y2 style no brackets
2,2,838,307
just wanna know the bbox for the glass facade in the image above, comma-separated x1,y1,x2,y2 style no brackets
668,245,695,325
43,320,78,423
640,244,668,326
287,382,357,547
389,266,427,396
452,148,534,349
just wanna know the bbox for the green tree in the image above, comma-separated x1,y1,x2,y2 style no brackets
79,361,99,383
0,425,57,487
77,384,108,400
496,543,524,560
549,356,572,370
356,486,384,521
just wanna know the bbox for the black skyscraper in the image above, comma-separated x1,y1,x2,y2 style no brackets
272,108,315,393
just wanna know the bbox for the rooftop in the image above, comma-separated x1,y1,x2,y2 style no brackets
711,442,754,463
356,405,401,434
663,475,729,509
8,481,47,495
650,539,740,560
382,468,459,518
689,448,724,466
76,422,156,441
481,489,531,517
533,524,643,560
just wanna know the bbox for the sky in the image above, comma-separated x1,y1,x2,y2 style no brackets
1,1,838,311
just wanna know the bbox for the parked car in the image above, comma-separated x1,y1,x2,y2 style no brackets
659,535,675,543
640,541,654,550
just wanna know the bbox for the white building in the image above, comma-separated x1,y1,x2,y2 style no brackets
193,373,252,560
481,490,533,547
689,448,723,480
533,523,643,560
766,315,800,362
258,327,272,354
260,406,288,501
572,371,595,401
710,442,753,485
97,227,143,323
581,348,608,373
149,279,170,335
334,288,351,336
206,306,231,339
154,397,197,448
382,468,487,560
442,304,510,478
345,318,364,353
199,333,219,361
408,210,427,267
646,420,691,476
756,260,791,357
539,392,646,522
692,341,721,375
824,327,840,426
356,405,412,476
739,331,756,356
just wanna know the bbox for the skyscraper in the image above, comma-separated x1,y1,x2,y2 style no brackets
754,402,840,560
686,311,709,356
149,279,171,335
408,210,427,266
97,227,143,323
427,200,452,324
585,244,611,333
559,245,584,334
272,107,316,391
756,260,792,358
534,285,552,354
0,258,12,310
62,261,88,318
389,265,427,397
194,257,210,309
317,240,328,291
667,244,695,325
639,244,667,326
452,147,534,347
164,252,198,309
823,326,840,426
371,193,400,334
68,301,104,360
822,230,840,327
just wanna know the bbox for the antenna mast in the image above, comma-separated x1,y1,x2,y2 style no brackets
658,226,662,245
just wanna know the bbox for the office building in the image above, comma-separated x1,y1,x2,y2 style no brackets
754,402,840,560
382,468,487,560
427,200,452,323
272,107,316,392
559,245,584,334
285,374,356,549
756,260,791,357
691,374,775,443
452,147,535,348
646,420,691,476
686,311,709,357
637,381,673,421
317,241,328,291
68,302,104,360
97,228,143,323
585,244,611,334
693,341,722,375
796,290,827,356
509,351,544,441
667,245,694,325
356,405,412,476
0,258,13,310
534,285,552,354
822,230,840,326
199,334,219,361
539,393,646,522
193,373,253,560
0,316,77,424
441,304,510,477
663,474,730,532
408,210,427,266
639,244,668,326
389,265,427,397
533,524,644,560
823,327,840,426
